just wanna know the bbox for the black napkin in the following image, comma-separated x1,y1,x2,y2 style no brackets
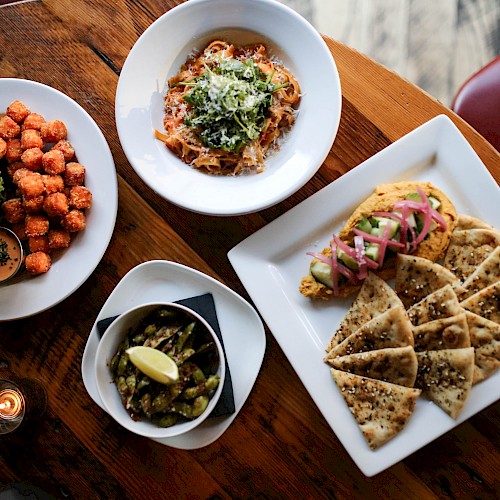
96,293,235,418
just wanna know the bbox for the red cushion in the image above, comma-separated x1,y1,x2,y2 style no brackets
451,56,500,152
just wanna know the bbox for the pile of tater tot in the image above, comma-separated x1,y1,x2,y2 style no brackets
0,100,92,276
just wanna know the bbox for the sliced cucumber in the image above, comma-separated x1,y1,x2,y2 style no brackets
393,210,417,228
373,217,399,239
337,249,358,270
310,261,333,289
405,212,417,228
428,196,440,209
405,192,440,210
405,192,422,202
356,217,372,234
365,243,380,262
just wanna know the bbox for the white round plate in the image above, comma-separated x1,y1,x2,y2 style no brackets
82,260,266,449
0,79,118,321
115,0,341,216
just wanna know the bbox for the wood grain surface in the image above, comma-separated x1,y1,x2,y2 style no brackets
284,0,500,106
0,1,499,499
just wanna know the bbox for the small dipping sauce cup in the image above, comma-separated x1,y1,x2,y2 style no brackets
0,226,23,284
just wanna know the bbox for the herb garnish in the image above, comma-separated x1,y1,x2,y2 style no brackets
0,241,11,266
181,58,287,152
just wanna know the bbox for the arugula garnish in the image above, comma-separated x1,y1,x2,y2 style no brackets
181,58,287,152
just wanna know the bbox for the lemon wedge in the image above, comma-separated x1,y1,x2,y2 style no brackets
126,346,179,384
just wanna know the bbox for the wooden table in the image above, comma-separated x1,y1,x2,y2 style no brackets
1,1,499,498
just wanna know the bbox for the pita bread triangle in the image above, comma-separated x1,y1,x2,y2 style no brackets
412,313,470,352
415,347,474,419
460,281,500,325
327,345,418,387
465,311,500,384
443,229,500,282
474,342,500,385
327,272,404,352
395,254,464,309
325,305,413,360
330,369,421,450
456,214,496,231
466,311,500,346
461,246,500,300
407,285,462,327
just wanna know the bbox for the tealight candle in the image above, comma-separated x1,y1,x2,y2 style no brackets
0,389,24,417
0,380,25,434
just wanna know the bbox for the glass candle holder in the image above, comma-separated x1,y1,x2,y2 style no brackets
0,378,47,435
0,379,25,434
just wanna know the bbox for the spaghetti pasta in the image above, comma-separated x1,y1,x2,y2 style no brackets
158,40,301,175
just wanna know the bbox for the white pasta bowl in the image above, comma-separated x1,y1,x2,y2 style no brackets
115,0,341,216
95,302,226,439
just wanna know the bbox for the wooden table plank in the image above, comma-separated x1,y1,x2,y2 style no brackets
0,1,498,498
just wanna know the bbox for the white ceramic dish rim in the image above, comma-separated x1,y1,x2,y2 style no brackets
82,260,266,449
95,301,226,439
0,78,118,321
227,114,500,476
115,0,341,216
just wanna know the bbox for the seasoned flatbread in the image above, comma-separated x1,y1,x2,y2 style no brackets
415,348,474,419
325,306,413,360
466,311,500,347
465,311,500,384
460,281,500,325
456,214,496,231
443,229,500,282
331,369,421,450
461,246,500,300
326,272,404,351
407,285,463,327
327,345,418,387
474,342,500,384
412,313,470,351
395,254,465,309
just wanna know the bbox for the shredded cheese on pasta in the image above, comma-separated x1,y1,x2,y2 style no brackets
157,40,301,175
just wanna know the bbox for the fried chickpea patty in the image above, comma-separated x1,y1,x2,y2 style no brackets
25,251,51,275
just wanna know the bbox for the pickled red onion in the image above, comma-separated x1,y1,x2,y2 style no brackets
329,241,339,296
393,189,447,232
400,205,418,251
416,187,447,229
333,235,378,269
352,228,405,249
373,211,407,251
354,235,368,280
377,223,391,266
332,235,357,259
306,252,332,266
338,262,358,284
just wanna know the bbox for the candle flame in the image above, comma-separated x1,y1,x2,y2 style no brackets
0,389,24,419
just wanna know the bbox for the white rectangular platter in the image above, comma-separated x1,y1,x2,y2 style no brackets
228,115,500,476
